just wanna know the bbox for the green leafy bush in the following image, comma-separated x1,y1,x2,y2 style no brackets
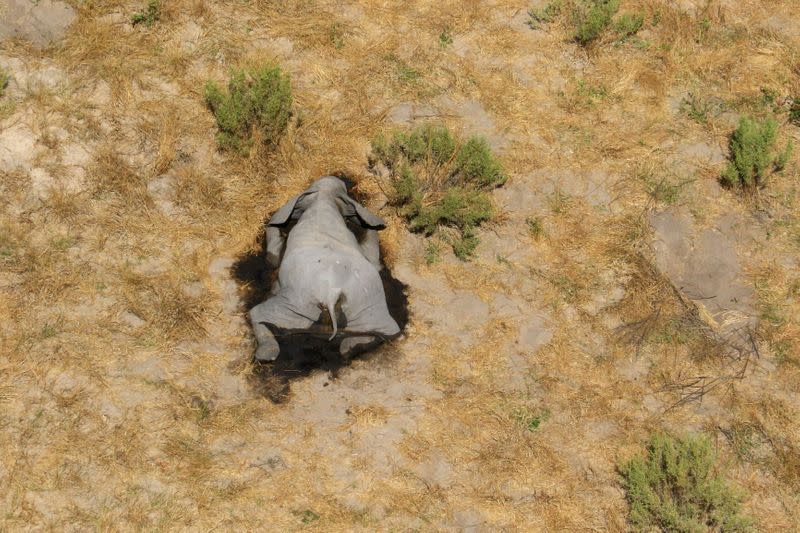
573,0,619,45
621,433,752,532
131,0,160,27
721,116,792,189
369,124,506,260
204,65,292,153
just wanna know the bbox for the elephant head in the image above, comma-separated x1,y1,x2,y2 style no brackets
264,176,385,267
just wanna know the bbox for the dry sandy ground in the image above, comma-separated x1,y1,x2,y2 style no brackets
1,0,800,530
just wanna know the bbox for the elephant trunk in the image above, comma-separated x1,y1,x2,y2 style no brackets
326,287,342,341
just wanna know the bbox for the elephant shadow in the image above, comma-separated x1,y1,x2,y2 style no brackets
230,224,409,403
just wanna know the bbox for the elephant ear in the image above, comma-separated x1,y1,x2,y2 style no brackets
341,194,387,230
268,193,304,226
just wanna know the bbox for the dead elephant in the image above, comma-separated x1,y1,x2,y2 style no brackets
249,176,401,361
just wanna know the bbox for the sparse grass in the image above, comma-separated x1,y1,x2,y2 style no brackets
204,65,292,153
789,98,800,127
528,1,564,29
621,433,752,532
614,12,644,40
385,53,421,85
526,216,544,239
369,123,505,260
679,93,723,124
721,116,793,189
512,407,550,431
424,241,441,265
438,28,453,48
0,67,9,98
528,0,622,45
329,23,345,49
131,0,160,27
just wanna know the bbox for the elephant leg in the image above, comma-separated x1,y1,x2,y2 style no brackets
249,303,281,361
339,335,381,358
248,291,318,361
359,229,382,269
344,303,400,339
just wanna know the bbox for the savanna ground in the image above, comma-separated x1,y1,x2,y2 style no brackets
1,0,799,530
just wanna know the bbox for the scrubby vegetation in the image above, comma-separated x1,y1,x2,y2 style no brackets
369,124,505,260
621,433,752,532
131,0,160,27
204,65,292,153
529,0,644,45
721,116,792,189
573,0,619,45
614,12,644,40
528,0,564,29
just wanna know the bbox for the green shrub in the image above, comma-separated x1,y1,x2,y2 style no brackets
204,65,292,153
131,0,160,27
721,116,792,189
621,433,752,532
573,0,619,45
369,124,505,260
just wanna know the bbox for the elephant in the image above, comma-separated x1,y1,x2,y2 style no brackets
248,176,401,361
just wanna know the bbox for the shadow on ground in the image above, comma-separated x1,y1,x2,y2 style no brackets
230,214,409,403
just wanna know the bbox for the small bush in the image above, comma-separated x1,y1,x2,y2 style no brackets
573,0,619,45
621,433,752,532
131,0,160,27
721,116,792,189
204,65,292,153
369,124,506,260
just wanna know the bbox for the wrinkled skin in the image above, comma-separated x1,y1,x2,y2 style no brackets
249,176,401,361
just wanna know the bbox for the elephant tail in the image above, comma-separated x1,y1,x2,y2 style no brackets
326,287,342,341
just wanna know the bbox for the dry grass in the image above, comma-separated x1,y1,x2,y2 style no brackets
1,0,799,530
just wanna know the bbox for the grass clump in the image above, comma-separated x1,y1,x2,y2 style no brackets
131,0,160,27
614,12,644,39
721,116,792,189
621,433,752,532
204,65,292,153
528,1,637,46
573,0,619,45
526,216,544,239
789,98,800,127
0,67,9,98
369,124,506,260
528,1,564,29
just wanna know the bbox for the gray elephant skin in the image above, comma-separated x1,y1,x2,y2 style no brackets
248,176,401,361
